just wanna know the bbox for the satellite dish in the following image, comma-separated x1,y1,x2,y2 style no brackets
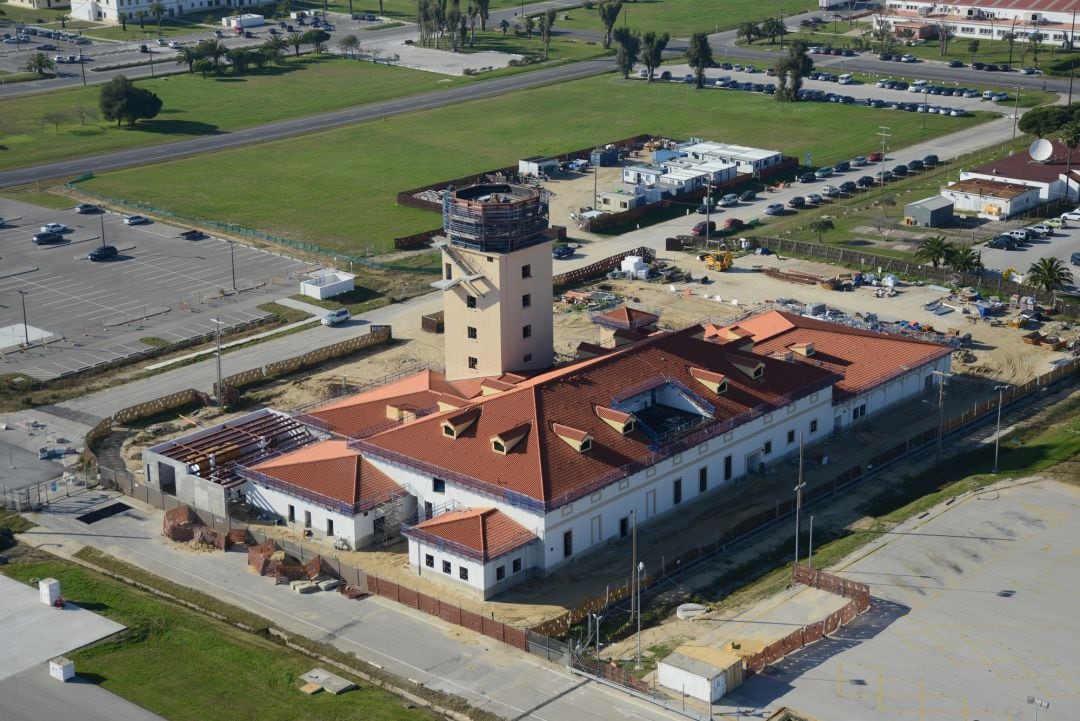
1029,138,1053,162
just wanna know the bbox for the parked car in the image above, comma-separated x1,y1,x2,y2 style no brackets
40,222,69,233
901,54,917,62
798,172,816,183
320,308,351,326
696,201,715,214
833,161,851,173
878,170,895,183
139,44,150,53
814,167,834,179
75,203,100,214
948,60,964,68
972,61,985,70
1006,229,1032,242
764,203,784,215
986,236,1016,250
718,193,739,207
88,245,118,261
739,190,757,202
33,231,64,245
867,152,883,162
690,220,717,237
892,164,909,177
179,229,205,240
35,43,56,51
821,185,840,197
851,156,867,167
156,37,167,46
723,218,745,230
806,193,823,205
857,175,876,188
122,214,148,225
922,154,939,167
907,159,925,172
1028,223,1052,236
788,196,806,209
168,40,181,48
839,180,858,194
1062,208,1080,221
552,244,574,259
1045,217,1064,228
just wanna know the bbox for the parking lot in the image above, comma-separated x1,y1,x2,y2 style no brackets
725,479,1080,721
0,197,308,379
978,218,1080,280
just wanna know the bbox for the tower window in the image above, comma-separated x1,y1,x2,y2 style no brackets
523,353,532,363
468,357,478,369
522,264,532,279
810,419,818,433
522,293,531,308
467,326,477,339
466,295,477,309
444,263,452,280
523,325,532,339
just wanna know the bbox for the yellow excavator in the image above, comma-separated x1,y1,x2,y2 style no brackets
698,250,733,272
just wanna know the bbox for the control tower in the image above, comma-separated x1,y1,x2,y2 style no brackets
435,184,553,381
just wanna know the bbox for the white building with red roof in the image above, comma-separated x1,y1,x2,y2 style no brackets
854,0,1080,47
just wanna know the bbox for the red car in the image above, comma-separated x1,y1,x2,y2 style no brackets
723,218,745,229
690,220,716,237
867,152,884,162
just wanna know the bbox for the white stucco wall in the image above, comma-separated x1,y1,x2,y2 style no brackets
832,354,951,431
658,662,723,703
406,536,539,599
243,482,375,549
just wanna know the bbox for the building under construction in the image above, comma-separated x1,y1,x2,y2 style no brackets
442,184,550,254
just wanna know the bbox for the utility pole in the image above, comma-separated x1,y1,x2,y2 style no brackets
18,290,29,346
212,317,224,406
79,53,87,86
807,515,814,567
992,384,1009,473
630,507,636,644
932,370,952,460
229,240,237,291
704,181,713,246
636,560,644,671
793,431,805,567
99,211,107,249
877,126,890,188
1011,85,1021,141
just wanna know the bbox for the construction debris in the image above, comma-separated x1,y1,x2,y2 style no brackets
299,668,357,696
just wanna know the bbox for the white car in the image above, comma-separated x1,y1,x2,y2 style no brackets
40,222,69,233
1061,209,1080,222
123,214,148,225
321,308,350,326
1028,224,1052,236
901,54,917,62
168,40,181,48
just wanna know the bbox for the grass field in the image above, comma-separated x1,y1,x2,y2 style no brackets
77,74,989,254
0,556,440,721
0,0,70,25
553,0,816,37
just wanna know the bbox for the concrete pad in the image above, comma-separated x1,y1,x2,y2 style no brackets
0,323,52,349
0,574,125,682
300,668,356,695
0,664,166,721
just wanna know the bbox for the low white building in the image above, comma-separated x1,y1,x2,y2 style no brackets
941,178,1040,220
622,164,666,186
680,140,784,175
961,141,1080,204
658,167,710,193
873,0,1080,47
300,270,356,300
596,190,645,212
71,0,261,25
222,13,264,28
9,0,69,10
657,645,745,702
238,439,411,550
518,156,559,177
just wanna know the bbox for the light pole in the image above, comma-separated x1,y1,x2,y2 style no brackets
931,370,952,460
229,239,237,291
877,126,890,187
992,384,1009,472
1011,85,1021,141
630,506,637,663
18,290,29,346
1027,696,1049,721
793,431,805,566
635,560,645,671
704,180,713,246
99,211,107,249
211,317,224,406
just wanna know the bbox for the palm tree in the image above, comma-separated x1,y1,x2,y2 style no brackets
1002,31,1016,69
913,236,953,268
499,18,509,36
736,21,759,46
945,246,982,274
286,31,304,58
1026,257,1073,294
59,13,70,29
149,1,167,29
25,52,55,76
263,34,288,63
175,46,198,73
136,10,148,29
1029,32,1044,69
540,9,556,60
759,17,784,45
197,38,228,68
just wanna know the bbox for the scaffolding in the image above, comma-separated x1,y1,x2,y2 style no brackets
442,184,549,253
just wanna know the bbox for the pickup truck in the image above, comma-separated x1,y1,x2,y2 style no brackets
179,229,205,240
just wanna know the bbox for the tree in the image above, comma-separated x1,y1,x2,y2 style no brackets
946,246,983,274
1002,31,1016,69
467,1,480,47
499,18,509,35
193,57,214,78
808,219,835,243
197,38,228,69
760,17,786,46
136,10,148,29
1018,105,1070,137
227,48,258,73
74,104,97,125
540,9,556,61
302,29,331,53
175,46,199,73
639,31,669,82
1028,32,1044,69
25,52,55,76
524,15,534,40
1026,257,1073,294
99,74,162,126
59,13,70,29
612,27,640,79
476,0,490,31
774,41,813,102
684,32,712,89
874,195,897,241
262,34,288,63
967,39,979,64
736,21,759,46
287,31,304,57
913,236,954,268
338,34,359,58
42,111,69,132
597,0,622,49
1060,122,1080,204
149,1,167,29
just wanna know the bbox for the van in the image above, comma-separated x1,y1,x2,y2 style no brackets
321,308,351,326
838,73,853,85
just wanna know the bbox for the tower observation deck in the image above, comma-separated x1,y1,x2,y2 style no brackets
442,184,549,253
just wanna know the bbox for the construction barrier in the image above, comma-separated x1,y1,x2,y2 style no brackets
552,246,656,289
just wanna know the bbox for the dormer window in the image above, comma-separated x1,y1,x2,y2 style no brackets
553,423,593,453
443,425,456,437
596,406,636,434
580,438,592,452
493,440,506,453
490,423,530,455
753,366,764,379
689,367,728,394
441,408,479,439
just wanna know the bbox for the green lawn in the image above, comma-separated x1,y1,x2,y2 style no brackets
552,0,816,37
293,0,521,21
0,55,452,170
78,74,989,255
0,0,71,25
1,557,439,721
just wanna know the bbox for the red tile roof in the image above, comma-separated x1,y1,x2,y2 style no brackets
403,508,536,561
714,311,952,401
946,178,1036,200
248,440,402,510
355,331,837,511
594,306,660,331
